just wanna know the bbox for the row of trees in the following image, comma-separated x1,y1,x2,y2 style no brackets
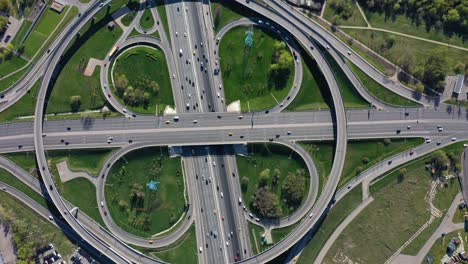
247,168,307,218
114,74,159,108
359,0,467,36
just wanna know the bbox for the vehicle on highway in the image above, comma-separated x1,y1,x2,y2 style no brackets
437,141,441,145
407,125,411,129
238,197,242,204
452,137,457,141
193,120,198,124
122,108,127,113
104,210,107,216
173,116,179,121
49,215,53,220
213,161,216,167
287,131,292,135
100,201,104,207
179,48,182,56
220,192,223,198
199,247,203,253
221,216,224,221
148,240,153,244
425,137,431,143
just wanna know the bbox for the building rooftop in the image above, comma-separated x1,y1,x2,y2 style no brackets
50,1,64,13
454,74,465,94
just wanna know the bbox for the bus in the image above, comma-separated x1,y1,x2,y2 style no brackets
108,46,119,58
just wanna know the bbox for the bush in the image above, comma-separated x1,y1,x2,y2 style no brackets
383,138,391,146
362,157,369,164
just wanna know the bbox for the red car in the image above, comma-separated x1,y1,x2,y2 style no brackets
104,210,107,216
107,94,111,98
234,256,238,262
221,216,224,221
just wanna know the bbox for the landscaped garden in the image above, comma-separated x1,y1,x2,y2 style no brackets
219,25,295,111
111,45,173,114
105,147,185,237
237,143,309,218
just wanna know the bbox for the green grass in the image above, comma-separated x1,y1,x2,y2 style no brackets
79,0,92,3
297,185,362,264
347,59,419,106
46,149,114,176
285,56,330,111
0,192,75,256
0,167,46,208
2,152,37,173
11,20,32,48
237,143,309,218
342,28,468,75
140,8,154,30
105,147,185,237
22,7,70,58
363,11,467,49
121,11,136,27
321,47,369,108
300,142,334,196
62,178,105,227
325,144,463,262
46,8,123,114
248,223,271,255
453,206,466,224
111,45,173,114
211,0,256,33
271,221,299,243
340,138,423,188
0,54,28,79
152,225,197,264
219,25,294,111
323,0,367,26
155,0,169,43
0,67,30,92
0,78,40,122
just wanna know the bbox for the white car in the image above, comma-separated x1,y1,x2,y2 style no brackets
193,120,198,124
101,201,104,207
220,192,224,198
122,108,127,113
172,74,175,79
49,215,53,220
199,247,203,253
219,84,222,89
213,161,216,167
217,92,220,98
347,50,351,55
452,137,457,141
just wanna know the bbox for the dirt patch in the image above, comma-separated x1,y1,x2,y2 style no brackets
0,223,16,264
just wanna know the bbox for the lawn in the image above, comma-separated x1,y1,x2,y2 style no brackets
111,45,173,114
219,26,294,111
46,8,123,114
425,229,467,263
248,223,271,255
362,11,467,49
321,47,369,108
153,225,197,264
323,0,367,27
347,58,419,107
297,185,362,264
271,221,299,243
11,20,32,48
0,192,75,257
237,143,309,218
340,138,423,188
22,7,70,58
325,144,463,263
300,142,334,196
140,8,154,30
285,55,330,111
0,67,29,92
342,28,468,75
46,149,114,176
3,152,37,173
0,168,46,208
211,0,256,33
105,147,185,237
0,77,40,122
0,53,28,78
62,178,105,227
121,10,136,27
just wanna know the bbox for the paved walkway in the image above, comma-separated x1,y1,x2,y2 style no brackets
355,2,370,28
339,26,468,52
56,161,97,185
84,58,103,76
314,196,374,264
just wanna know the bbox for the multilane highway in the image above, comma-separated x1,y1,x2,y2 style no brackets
0,0,464,263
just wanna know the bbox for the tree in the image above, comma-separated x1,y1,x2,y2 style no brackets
423,50,447,92
69,95,81,112
272,168,281,186
241,176,249,191
115,74,128,95
444,9,460,24
362,157,369,164
415,82,424,94
214,6,221,28
259,168,270,186
282,170,306,208
397,168,407,183
384,35,395,49
433,150,449,173
383,138,391,146
252,186,282,218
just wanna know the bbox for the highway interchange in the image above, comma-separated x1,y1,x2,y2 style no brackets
0,0,466,264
